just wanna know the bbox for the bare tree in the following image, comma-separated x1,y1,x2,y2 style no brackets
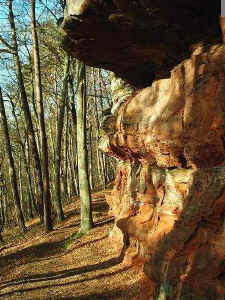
30,0,52,232
55,54,70,222
73,61,93,239
4,0,45,222
0,87,26,232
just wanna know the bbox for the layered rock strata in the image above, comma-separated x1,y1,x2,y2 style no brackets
62,2,225,299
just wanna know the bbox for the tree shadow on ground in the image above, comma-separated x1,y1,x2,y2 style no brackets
94,217,114,227
20,234,109,265
63,198,108,219
55,221,80,230
58,216,113,231
64,209,80,220
0,237,70,270
0,265,133,299
0,231,111,271
0,253,125,291
66,234,108,251
92,201,109,212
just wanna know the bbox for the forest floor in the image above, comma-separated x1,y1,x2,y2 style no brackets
0,188,149,300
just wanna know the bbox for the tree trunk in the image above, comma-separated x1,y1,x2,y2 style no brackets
9,97,35,220
68,77,79,195
30,0,52,232
18,155,25,221
75,61,93,236
88,125,93,190
92,72,105,188
8,0,44,222
1,178,10,228
63,102,69,201
54,54,70,222
0,175,5,239
0,88,26,232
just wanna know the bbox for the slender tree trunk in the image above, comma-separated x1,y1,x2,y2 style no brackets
97,77,107,188
92,69,106,188
18,155,25,220
74,155,79,195
0,88,26,232
31,71,39,120
55,54,70,221
68,152,77,196
31,0,52,232
69,144,79,196
68,77,79,195
0,174,5,240
2,178,10,228
63,105,69,200
3,177,15,227
75,61,93,236
8,0,44,221
49,119,56,165
9,97,36,219
98,69,112,107
26,137,39,216
88,125,93,190
27,187,34,219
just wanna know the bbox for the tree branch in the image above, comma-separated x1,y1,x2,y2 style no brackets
0,34,15,52
0,48,14,54
39,0,58,21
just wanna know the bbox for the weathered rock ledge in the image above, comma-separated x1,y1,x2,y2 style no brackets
62,0,221,87
101,45,225,169
103,44,225,299
61,2,225,298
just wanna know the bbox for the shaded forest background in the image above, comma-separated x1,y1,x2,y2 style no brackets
0,0,116,239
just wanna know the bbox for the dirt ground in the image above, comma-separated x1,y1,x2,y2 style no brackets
0,190,148,300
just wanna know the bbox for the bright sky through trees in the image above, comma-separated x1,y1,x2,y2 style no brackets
0,0,62,87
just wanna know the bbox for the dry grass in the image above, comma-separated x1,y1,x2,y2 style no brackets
0,189,147,300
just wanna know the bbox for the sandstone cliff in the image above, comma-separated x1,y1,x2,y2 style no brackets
61,1,225,299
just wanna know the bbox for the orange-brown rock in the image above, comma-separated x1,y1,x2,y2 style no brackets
106,161,225,299
101,45,225,169
102,45,225,299
62,2,225,299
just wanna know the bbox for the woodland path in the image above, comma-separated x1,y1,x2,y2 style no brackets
0,190,148,300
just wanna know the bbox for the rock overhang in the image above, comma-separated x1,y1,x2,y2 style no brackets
60,2,225,299
61,0,221,88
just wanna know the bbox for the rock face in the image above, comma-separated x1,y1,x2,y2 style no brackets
62,0,221,87
101,45,225,169
62,2,225,299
